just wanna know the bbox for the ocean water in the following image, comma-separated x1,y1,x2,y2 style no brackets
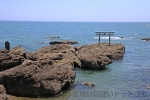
0,21,150,100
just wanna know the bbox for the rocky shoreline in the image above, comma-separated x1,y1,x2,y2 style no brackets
0,43,125,99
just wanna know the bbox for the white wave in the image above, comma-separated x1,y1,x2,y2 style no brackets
93,36,122,40
134,34,138,35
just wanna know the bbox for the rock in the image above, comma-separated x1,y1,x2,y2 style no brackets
26,44,81,68
75,46,82,51
0,46,26,71
146,84,150,89
0,85,11,100
27,44,76,61
77,43,125,70
0,85,6,94
0,42,125,98
46,36,60,38
37,53,81,68
50,36,60,38
141,38,150,41
26,52,35,60
49,40,78,45
0,59,76,97
82,82,94,87
37,44,75,54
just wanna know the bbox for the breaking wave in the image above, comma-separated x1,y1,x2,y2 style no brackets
93,36,122,40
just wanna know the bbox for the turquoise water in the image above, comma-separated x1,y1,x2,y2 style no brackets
0,21,150,100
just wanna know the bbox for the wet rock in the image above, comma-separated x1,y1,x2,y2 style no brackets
0,46,26,71
0,59,76,97
82,82,94,87
141,38,150,41
77,43,125,70
49,40,78,45
0,85,11,100
146,85,150,89
50,36,60,38
46,36,60,38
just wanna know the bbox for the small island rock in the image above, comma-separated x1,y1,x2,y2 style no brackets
49,40,78,45
141,38,150,41
77,43,125,70
82,82,95,87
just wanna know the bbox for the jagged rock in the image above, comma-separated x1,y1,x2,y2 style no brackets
49,40,78,45
77,43,125,70
35,44,81,68
26,44,76,61
36,52,81,68
0,59,76,97
26,52,35,60
37,44,75,54
0,46,26,71
82,82,95,87
0,85,11,100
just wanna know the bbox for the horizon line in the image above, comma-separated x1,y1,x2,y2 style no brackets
0,20,150,23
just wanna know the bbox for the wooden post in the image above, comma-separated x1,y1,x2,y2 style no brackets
5,41,10,50
98,33,100,45
109,33,111,45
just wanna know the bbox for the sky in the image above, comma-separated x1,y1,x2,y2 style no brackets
0,0,150,22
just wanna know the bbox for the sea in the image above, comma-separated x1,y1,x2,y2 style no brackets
0,21,150,100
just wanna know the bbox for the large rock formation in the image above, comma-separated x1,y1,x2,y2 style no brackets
0,43,125,97
0,59,75,97
76,43,125,70
0,46,26,71
0,44,80,97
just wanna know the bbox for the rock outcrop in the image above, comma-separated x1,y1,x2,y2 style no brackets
0,44,80,97
0,43,125,97
0,59,75,97
49,40,78,45
77,43,125,70
0,46,26,71
26,44,81,68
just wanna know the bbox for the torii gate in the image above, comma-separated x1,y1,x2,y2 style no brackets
95,31,115,46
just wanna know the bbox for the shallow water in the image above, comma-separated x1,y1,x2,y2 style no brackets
0,21,150,100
